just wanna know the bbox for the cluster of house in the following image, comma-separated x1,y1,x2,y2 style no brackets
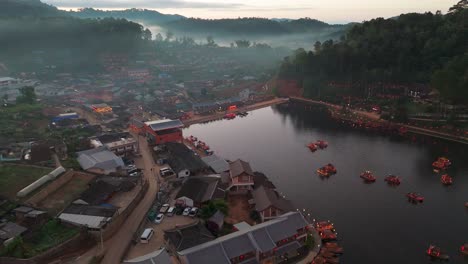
0,76,37,104
57,176,138,231
165,212,311,264
0,201,48,246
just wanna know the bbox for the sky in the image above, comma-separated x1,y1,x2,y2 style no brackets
43,0,458,23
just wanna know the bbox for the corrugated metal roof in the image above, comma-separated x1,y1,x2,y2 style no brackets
202,155,229,173
77,147,124,171
58,213,109,229
144,119,184,131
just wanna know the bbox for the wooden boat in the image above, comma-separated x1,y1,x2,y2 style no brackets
426,245,449,260
385,175,401,185
317,168,330,177
360,171,376,182
316,140,329,149
308,143,318,152
407,192,424,203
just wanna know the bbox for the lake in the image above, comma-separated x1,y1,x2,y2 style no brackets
184,104,468,264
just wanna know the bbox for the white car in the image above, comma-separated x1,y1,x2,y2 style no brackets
189,207,199,217
154,213,164,224
182,207,191,216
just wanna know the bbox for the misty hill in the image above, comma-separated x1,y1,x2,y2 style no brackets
0,0,150,72
0,0,66,17
70,8,185,24
163,17,343,36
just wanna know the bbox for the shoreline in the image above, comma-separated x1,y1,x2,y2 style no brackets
182,98,288,126
290,96,468,145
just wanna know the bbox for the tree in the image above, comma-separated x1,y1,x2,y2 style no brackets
16,86,36,104
143,28,152,41
206,35,217,47
165,31,174,41
155,33,163,42
448,0,467,13
313,41,321,53
235,39,251,48
199,199,228,219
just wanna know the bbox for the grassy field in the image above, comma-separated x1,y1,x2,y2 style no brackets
0,164,52,199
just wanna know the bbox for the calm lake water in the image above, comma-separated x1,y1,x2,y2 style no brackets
184,104,468,264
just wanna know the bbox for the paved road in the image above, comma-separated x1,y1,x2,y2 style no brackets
100,136,159,264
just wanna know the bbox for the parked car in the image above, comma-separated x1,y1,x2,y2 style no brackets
154,213,164,224
189,207,199,217
159,204,170,214
127,164,137,170
140,228,154,243
129,172,139,177
167,206,175,217
183,207,191,216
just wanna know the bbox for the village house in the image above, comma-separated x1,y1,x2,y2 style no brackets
176,212,310,264
165,221,216,253
58,204,117,231
175,175,226,208
252,186,294,222
227,159,255,192
90,132,138,157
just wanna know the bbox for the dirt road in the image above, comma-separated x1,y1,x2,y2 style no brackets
99,136,159,264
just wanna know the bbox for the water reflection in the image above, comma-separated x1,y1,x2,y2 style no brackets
184,106,468,264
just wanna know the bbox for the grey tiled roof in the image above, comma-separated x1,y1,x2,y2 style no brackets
229,159,254,177
179,212,308,264
252,185,293,213
184,244,231,264
221,233,256,259
249,228,276,252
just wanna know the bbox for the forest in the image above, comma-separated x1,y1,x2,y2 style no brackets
0,1,150,72
278,1,467,104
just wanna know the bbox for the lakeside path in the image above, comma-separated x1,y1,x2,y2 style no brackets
290,96,468,145
183,97,288,126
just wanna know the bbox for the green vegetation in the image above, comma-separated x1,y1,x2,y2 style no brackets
200,199,229,219
279,1,467,104
0,164,52,199
0,219,79,258
305,233,315,249
0,103,47,141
